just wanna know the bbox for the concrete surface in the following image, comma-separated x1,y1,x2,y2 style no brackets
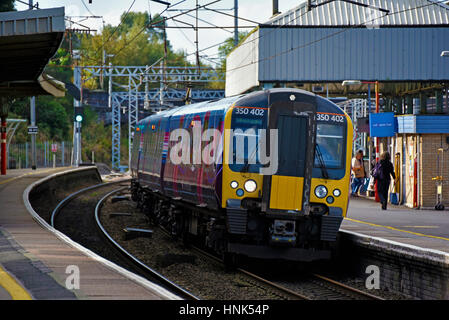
0,168,178,300
343,197,449,254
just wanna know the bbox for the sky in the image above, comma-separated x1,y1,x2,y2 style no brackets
16,0,304,64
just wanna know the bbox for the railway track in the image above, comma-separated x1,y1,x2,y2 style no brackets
50,181,126,228
94,187,199,300
50,181,199,300
307,273,385,300
190,245,384,300
50,181,385,300
188,245,308,300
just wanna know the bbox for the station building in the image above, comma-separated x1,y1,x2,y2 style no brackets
226,0,449,209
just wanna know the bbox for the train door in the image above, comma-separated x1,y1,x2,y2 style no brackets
261,99,317,215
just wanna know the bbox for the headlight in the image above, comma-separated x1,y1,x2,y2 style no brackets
314,185,328,198
230,181,238,189
236,189,244,197
333,189,341,197
326,196,335,204
244,180,257,193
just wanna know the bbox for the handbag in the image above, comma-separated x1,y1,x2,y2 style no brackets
390,193,399,205
389,183,399,205
367,176,375,191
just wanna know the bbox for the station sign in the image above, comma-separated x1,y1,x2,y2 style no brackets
27,126,38,135
51,143,58,153
369,112,397,137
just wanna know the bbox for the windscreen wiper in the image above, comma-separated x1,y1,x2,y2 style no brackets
240,146,258,173
315,144,329,179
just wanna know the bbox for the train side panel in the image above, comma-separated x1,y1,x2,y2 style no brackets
138,115,164,191
163,107,226,209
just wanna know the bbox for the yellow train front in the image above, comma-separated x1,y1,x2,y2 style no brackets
131,88,353,263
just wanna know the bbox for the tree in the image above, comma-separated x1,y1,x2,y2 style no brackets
79,11,191,89
205,32,249,90
217,31,249,72
36,96,70,141
0,0,15,12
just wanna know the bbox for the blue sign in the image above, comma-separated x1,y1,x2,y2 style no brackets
369,112,397,137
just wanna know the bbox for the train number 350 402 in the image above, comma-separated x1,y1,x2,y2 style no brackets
235,107,265,116
317,113,344,123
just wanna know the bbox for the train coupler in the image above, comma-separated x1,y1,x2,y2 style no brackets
269,220,296,246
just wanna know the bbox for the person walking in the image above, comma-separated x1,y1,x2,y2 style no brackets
373,151,396,210
351,150,366,197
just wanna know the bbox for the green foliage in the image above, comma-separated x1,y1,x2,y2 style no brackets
206,32,249,90
46,48,73,83
80,11,188,73
7,9,223,167
80,106,112,164
36,97,70,140
0,0,15,12
217,31,249,71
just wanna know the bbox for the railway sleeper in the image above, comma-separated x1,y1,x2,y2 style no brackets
123,227,153,240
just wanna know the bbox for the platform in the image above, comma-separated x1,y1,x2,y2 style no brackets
343,197,449,254
0,168,179,300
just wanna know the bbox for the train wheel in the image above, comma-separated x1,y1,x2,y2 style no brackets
223,252,238,271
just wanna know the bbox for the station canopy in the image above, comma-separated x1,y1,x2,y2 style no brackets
0,7,65,97
226,0,449,97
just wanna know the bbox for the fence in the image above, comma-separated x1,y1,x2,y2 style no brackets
7,141,73,169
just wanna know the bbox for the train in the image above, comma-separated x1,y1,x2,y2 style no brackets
130,88,353,264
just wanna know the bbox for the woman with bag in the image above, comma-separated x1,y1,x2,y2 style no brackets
373,151,396,210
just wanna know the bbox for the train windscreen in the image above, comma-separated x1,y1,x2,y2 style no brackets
313,121,346,179
315,123,344,169
229,107,268,173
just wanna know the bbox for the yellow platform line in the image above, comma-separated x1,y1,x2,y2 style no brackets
0,266,32,300
401,226,439,229
0,169,56,186
344,217,449,242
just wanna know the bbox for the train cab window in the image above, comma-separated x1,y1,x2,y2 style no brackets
313,123,346,179
315,124,344,168
229,107,268,173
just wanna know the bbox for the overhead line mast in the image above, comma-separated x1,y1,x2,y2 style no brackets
234,0,238,46
195,0,200,73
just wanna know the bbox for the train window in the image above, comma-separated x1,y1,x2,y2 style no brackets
314,123,345,169
229,107,268,173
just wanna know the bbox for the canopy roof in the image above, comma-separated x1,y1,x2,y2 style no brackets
0,7,65,97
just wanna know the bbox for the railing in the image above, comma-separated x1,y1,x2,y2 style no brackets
7,141,72,169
